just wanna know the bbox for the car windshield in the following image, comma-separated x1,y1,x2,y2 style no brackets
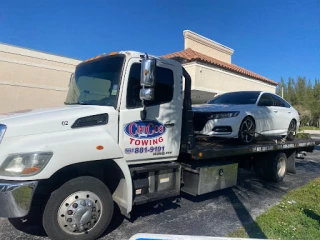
207,91,261,105
65,55,125,107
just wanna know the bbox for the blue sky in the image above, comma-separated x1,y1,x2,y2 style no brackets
1,0,319,83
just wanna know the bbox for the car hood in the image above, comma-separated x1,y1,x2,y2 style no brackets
192,104,255,112
0,105,117,138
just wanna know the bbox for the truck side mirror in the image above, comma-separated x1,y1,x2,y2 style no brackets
139,88,154,101
139,55,156,120
140,59,156,87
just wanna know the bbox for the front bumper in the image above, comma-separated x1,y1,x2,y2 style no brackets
195,118,240,137
0,180,38,218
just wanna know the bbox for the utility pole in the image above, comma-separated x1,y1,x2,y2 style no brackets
281,87,284,98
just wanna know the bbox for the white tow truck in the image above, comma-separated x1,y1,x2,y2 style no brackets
0,51,317,240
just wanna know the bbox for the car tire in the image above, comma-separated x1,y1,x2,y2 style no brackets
287,119,297,141
43,176,114,240
238,116,256,144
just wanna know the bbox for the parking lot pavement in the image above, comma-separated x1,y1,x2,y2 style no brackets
1,150,320,240
301,130,320,140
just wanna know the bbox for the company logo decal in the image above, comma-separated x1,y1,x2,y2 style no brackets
124,120,166,139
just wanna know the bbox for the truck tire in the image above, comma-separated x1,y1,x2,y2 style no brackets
263,152,287,183
43,176,114,240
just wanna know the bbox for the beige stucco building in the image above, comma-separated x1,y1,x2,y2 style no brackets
163,30,278,103
0,30,277,112
0,43,81,113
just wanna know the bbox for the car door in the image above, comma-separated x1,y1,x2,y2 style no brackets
255,93,277,134
270,94,292,132
118,58,183,164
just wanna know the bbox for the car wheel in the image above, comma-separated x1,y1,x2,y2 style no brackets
238,116,256,144
43,176,114,240
287,119,296,141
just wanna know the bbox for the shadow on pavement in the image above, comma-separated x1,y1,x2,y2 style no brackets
227,188,267,239
8,202,47,237
128,199,181,223
303,209,320,223
296,160,320,172
100,203,125,238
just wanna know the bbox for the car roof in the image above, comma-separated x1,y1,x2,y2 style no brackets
219,91,263,94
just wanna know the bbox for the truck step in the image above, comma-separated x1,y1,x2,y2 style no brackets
130,162,180,175
134,190,180,205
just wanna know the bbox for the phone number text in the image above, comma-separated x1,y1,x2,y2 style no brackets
125,146,165,154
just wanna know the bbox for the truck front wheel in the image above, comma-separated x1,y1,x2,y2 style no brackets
43,176,114,240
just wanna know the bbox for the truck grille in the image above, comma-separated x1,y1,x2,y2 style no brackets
193,112,211,131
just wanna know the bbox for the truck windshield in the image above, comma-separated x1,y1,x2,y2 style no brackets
207,91,261,105
65,55,125,107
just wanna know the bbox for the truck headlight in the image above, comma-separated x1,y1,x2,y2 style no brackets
209,111,240,119
0,152,53,176
0,124,7,144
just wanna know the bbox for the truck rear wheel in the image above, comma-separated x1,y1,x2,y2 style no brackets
254,152,287,183
43,176,113,240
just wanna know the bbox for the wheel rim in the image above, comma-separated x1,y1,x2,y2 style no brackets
288,120,296,138
240,118,255,143
277,157,286,177
57,191,103,235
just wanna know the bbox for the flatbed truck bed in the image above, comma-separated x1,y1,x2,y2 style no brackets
190,138,318,160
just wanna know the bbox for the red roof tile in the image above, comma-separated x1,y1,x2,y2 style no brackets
162,48,278,86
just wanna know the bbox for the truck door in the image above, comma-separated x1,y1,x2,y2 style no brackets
118,58,183,163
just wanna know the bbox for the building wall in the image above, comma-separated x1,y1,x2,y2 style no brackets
184,30,234,64
191,62,276,94
0,44,81,113
182,63,197,89
183,62,276,104
181,30,276,104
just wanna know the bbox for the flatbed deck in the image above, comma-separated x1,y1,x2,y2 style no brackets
190,138,318,160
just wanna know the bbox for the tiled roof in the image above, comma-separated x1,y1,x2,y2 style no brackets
162,48,278,86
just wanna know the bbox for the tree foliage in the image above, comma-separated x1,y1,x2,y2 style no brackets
277,77,320,127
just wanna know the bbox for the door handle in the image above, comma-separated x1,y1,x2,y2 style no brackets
273,110,278,113
164,122,175,128
288,111,291,114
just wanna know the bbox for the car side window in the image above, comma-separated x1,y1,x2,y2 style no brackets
258,93,274,106
126,63,174,108
272,94,291,108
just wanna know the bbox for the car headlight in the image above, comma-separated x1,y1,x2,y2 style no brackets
0,152,53,177
0,124,7,144
209,111,240,119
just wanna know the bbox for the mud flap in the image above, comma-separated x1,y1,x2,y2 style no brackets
286,150,296,174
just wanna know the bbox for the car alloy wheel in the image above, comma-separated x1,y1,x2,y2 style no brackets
287,120,296,141
239,117,256,144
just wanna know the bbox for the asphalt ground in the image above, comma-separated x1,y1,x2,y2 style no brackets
1,149,319,240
